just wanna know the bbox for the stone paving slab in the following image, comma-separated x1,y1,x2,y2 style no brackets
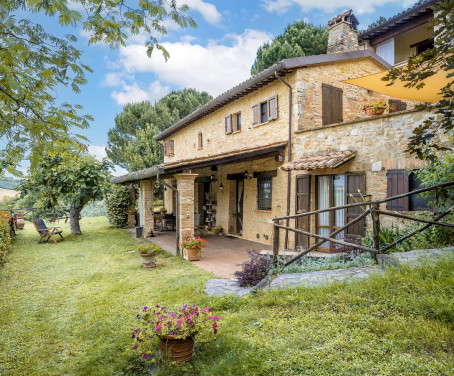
205,248,454,296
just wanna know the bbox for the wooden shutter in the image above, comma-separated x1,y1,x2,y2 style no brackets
386,169,409,211
198,132,203,149
345,173,366,238
252,104,260,126
322,84,343,125
164,140,174,156
389,99,407,113
225,115,232,134
268,95,278,120
296,175,311,249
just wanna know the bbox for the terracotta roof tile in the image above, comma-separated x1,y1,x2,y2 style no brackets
280,151,356,171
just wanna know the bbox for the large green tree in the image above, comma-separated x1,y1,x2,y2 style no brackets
106,88,212,171
251,21,328,75
0,0,196,176
21,154,112,234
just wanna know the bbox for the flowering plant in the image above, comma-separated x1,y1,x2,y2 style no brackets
362,98,394,112
179,237,207,249
131,304,221,359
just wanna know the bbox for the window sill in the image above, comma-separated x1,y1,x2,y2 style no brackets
255,209,272,213
253,120,271,128
226,130,242,135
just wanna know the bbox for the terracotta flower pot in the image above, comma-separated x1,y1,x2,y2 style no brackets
140,253,157,268
183,247,202,261
365,107,386,116
159,335,195,363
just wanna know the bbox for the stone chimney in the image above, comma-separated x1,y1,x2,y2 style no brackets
327,10,359,54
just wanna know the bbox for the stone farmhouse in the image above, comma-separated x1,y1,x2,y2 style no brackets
113,0,442,253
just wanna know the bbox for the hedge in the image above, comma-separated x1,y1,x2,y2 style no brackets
0,211,12,266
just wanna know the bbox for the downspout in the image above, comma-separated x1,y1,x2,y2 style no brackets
275,71,292,250
157,170,180,256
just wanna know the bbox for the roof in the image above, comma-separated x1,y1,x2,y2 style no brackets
155,50,391,141
280,151,356,171
358,0,438,43
111,164,163,184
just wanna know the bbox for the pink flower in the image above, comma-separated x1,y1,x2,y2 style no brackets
132,345,138,350
155,324,162,331
202,307,210,312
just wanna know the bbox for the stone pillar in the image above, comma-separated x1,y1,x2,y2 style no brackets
175,173,198,245
127,185,137,228
141,179,155,238
327,10,359,54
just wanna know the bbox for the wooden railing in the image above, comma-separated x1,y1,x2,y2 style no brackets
271,181,454,269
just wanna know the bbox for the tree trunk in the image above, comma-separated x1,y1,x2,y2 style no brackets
69,205,83,235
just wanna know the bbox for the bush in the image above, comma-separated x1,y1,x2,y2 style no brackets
136,243,160,255
0,210,12,266
105,185,133,228
234,250,271,287
81,200,107,217
362,224,411,253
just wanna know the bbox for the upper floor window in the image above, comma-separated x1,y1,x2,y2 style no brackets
322,84,343,126
198,132,203,149
164,140,174,156
252,95,278,126
225,112,242,134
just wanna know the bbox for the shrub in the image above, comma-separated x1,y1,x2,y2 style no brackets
0,210,12,266
234,250,271,287
362,224,411,253
136,243,160,255
105,185,133,228
81,200,107,217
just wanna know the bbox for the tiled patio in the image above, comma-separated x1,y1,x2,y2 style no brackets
147,231,272,278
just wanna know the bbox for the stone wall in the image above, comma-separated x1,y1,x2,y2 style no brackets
327,21,359,54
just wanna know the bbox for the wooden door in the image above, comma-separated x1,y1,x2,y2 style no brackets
236,180,244,235
295,175,311,249
345,173,366,240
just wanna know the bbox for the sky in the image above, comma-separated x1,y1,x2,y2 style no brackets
23,0,419,175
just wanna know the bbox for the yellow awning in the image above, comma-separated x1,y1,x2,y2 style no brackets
343,68,451,104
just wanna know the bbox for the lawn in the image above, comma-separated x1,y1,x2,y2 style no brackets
1,217,453,375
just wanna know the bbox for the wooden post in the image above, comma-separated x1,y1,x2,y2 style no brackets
273,219,280,262
371,204,380,262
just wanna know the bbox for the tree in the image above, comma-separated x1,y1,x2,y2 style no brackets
0,0,196,176
106,89,212,172
21,154,112,234
251,21,328,75
383,0,453,161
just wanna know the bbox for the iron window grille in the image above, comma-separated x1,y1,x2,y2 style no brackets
257,177,272,210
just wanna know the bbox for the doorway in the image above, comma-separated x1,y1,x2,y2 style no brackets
235,180,244,235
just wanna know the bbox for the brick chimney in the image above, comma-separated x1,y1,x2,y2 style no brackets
327,10,359,54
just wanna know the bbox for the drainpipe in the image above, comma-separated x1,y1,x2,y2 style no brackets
275,71,292,250
157,170,180,256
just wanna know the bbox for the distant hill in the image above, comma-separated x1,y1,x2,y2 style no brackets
0,178,22,190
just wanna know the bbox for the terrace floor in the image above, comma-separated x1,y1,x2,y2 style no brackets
147,230,272,278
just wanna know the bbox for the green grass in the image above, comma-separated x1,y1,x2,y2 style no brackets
1,217,454,375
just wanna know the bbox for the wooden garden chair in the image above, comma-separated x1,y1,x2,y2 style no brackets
32,219,64,244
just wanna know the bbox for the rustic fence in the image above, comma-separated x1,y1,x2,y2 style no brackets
271,181,454,269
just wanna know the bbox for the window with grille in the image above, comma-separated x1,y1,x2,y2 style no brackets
257,177,272,210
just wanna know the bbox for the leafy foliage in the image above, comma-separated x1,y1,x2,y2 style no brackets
383,0,454,160
20,154,111,234
136,243,160,255
106,89,212,172
0,0,196,175
81,200,107,217
234,250,271,287
362,224,411,253
366,16,387,30
251,21,328,75
0,210,12,266
105,184,133,228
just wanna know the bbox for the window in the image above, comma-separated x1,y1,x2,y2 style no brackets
252,95,278,126
257,177,272,210
411,38,434,55
389,99,407,113
198,132,203,149
386,169,430,211
322,84,343,126
225,112,242,134
164,140,174,156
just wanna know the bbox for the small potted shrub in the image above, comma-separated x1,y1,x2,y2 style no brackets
363,98,394,116
132,304,221,363
179,237,207,261
137,243,160,268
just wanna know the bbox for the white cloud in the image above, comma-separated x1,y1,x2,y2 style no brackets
183,0,222,24
102,72,128,87
87,145,129,176
110,81,170,106
261,0,411,15
115,29,272,96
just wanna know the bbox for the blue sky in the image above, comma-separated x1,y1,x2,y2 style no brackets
27,0,418,174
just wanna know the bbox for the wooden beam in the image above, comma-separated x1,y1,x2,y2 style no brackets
375,209,454,228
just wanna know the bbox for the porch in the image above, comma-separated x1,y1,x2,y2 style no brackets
149,231,272,278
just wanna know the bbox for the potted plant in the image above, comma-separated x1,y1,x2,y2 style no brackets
179,237,207,261
132,304,220,363
363,98,394,116
137,244,159,268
